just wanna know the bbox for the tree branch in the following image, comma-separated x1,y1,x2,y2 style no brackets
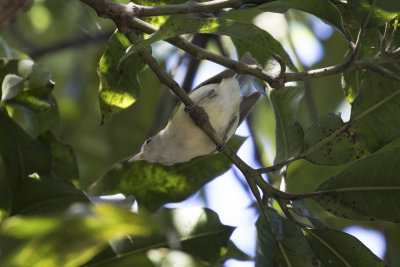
126,30,275,211
81,0,283,88
133,0,248,17
80,0,400,213
30,30,114,59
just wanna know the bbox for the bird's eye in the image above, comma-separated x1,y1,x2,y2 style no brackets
145,138,152,144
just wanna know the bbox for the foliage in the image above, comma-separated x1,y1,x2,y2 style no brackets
0,0,400,266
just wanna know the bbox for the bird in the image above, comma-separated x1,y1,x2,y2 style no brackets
129,52,261,165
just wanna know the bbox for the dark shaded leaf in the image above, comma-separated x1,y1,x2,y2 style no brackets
106,207,233,265
98,31,144,122
291,200,327,229
0,162,12,221
220,241,253,263
348,0,398,28
11,174,89,215
311,148,400,222
270,86,304,164
88,135,245,211
384,222,400,266
304,113,356,164
256,210,319,267
305,229,386,266
0,110,51,192
375,0,400,12
304,71,400,165
38,131,79,184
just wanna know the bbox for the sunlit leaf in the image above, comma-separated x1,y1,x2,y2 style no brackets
134,0,209,28
304,71,400,165
88,136,245,211
256,210,319,267
342,70,362,104
311,148,400,222
98,31,145,122
0,204,155,267
270,86,304,164
305,229,386,266
1,74,24,101
0,59,54,112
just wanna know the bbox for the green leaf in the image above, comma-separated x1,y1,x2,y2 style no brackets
20,96,60,137
304,71,400,165
109,207,234,264
146,249,207,267
291,200,327,229
220,241,253,263
384,222,400,266
375,0,400,12
38,131,79,184
0,204,156,267
88,135,245,211
98,31,144,122
348,0,399,28
251,97,276,166
0,59,55,112
11,174,89,215
256,0,345,35
256,210,319,267
304,113,355,164
304,229,386,266
270,86,304,164
0,110,51,192
1,74,24,101
342,70,363,104
129,16,295,71
133,0,209,28
101,248,206,267
311,148,400,222
0,162,12,220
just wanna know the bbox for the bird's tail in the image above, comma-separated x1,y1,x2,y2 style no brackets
235,52,260,88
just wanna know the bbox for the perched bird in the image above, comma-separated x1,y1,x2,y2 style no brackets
130,53,261,165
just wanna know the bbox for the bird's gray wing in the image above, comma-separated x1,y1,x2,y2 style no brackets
193,69,236,90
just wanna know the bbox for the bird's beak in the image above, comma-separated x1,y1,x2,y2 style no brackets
128,152,144,162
